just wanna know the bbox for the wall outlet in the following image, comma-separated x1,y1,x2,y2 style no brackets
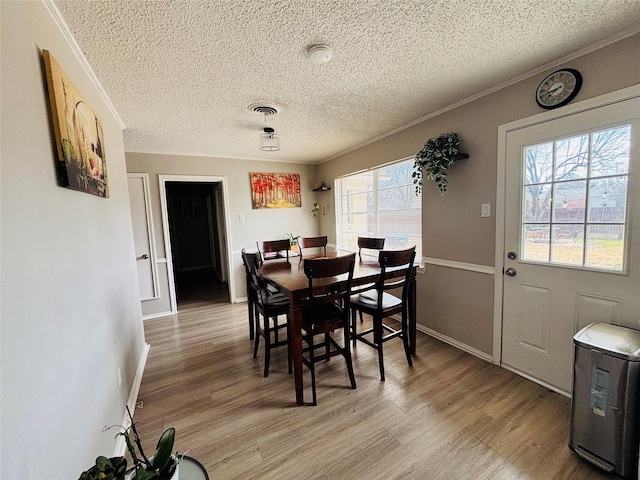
239,214,246,223
481,203,491,218
117,368,122,389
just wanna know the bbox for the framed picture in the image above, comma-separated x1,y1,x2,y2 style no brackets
250,173,301,209
43,50,109,197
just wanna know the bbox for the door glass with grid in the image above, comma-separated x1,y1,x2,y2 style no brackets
522,125,630,271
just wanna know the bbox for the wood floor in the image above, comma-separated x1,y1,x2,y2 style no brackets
133,289,615,479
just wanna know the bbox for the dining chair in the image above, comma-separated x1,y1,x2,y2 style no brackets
241,249,291,377
357,236,385,260
241,248,261,340
257,239,292,262
352,236,386,323
301,253,357,405
298,235,328,259
350,246,416,381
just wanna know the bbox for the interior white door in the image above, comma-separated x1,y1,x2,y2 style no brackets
502,97,640,394
128,174,158,301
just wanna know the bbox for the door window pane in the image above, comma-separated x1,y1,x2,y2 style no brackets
553,181,585,223
586,225,624,270
590,126,631,177
524,142,553,184
521,123,631,272
554,134,589,181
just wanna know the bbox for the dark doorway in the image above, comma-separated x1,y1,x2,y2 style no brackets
165,181,229,305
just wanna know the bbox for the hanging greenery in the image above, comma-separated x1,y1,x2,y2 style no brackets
412,132,464,196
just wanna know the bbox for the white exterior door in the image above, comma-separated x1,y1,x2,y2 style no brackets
128,174,158,301
501,96,640,394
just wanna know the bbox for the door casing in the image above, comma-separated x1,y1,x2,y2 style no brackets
158,174,235,313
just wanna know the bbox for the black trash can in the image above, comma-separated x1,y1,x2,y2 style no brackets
569,323,640,477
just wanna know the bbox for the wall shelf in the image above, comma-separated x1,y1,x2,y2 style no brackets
313,185,331,192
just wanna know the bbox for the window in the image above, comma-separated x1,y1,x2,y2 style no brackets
336,158,422,259
521,124,631,271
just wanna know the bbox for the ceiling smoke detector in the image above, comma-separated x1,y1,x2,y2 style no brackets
248,103,280,116
308,44,333,64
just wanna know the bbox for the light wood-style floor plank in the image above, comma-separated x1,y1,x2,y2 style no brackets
132,288,616,480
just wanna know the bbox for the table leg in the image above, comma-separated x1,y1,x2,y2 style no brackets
290,302,304,405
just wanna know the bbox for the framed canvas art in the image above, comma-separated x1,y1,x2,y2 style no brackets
250,173,301,209
43,50,109,197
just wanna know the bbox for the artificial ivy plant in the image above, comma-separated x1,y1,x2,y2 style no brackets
412,132,464,195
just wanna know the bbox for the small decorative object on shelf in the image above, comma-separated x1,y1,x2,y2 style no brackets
412,132,467,196
313,183,331,192
311,202,325,217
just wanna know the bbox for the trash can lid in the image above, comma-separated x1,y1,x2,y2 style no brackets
574,323,640,361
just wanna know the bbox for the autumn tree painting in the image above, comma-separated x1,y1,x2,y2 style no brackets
250,173,301,209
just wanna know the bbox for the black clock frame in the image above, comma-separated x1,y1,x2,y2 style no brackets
535,68,583,110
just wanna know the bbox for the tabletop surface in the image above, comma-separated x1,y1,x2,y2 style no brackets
259,251,383,298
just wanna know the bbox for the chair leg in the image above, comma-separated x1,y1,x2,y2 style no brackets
253,310,261,359
359,310,364,323
351,308,357,346
273,316,279,344
373,315,385,381
248,294,255,340
286,315,292,374
263,315,273,377
308,333,317,406
402,312,413,367
343,324,356,389
324,332,330,361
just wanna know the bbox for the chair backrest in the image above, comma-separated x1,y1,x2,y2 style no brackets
357,236,385,259
375,247,416,306
303,253,356,314
241,248,261,278
298,235,328,257
242,248,270,303
257,239,291,261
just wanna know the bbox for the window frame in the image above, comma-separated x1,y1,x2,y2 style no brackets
334,156,422,260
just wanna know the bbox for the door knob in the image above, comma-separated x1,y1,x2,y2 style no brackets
505,267,517,276
507,251,517,260
141,254,149,260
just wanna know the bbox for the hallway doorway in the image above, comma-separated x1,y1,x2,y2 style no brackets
159,175,235,311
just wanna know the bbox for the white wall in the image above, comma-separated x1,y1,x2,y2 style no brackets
0,2,146,478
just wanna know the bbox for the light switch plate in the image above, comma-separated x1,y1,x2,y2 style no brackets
481,203,491,218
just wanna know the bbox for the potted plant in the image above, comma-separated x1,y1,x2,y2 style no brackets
79,407,179,480
287,233,300,252
412,132,466,195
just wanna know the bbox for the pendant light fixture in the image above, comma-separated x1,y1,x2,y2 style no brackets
259,127,280,152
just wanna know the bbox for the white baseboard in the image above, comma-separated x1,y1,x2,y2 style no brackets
142,310,175,321
417,324,494,364
113,343,150,457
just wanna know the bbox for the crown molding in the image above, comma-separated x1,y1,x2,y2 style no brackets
42,0,126,130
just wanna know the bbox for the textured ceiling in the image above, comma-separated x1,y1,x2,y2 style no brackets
53,0,640,164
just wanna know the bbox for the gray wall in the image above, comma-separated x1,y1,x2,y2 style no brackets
125,152,321,317
1,2,145,478
318,33,640,356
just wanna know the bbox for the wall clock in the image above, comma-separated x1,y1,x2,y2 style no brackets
535,68,582,109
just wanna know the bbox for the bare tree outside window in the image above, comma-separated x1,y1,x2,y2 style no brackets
522,125,630,270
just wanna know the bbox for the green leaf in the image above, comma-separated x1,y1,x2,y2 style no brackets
151,427,175,471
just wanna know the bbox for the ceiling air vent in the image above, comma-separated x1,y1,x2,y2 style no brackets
248,103,280,116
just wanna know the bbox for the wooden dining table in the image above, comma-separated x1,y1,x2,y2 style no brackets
260,251,417,406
